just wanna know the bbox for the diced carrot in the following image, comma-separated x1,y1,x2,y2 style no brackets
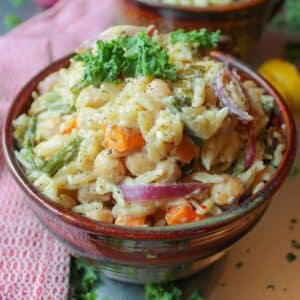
172,135,198,164
166,203,205,225
62,117,78,134
115,215,148,227
104,125,145,152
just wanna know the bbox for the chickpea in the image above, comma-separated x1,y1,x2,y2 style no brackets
146,79,173,102
211,175,245,207
125,152,156,176
94,151,125,184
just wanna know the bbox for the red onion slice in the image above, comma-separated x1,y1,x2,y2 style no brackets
244,123,256,169
213,68,253,123
120,183,209,202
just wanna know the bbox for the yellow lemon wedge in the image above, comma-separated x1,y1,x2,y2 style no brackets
258,59,300,112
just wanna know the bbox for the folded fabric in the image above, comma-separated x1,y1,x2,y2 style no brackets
0,0,116,299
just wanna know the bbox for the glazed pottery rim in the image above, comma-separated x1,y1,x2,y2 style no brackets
3,51,297,240
127,0,274,13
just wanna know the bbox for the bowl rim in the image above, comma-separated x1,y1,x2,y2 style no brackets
124,0,271,13
2,51,297,240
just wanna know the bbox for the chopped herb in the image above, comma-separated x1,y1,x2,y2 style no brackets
188,290,203,300
189,135,204,146
291,239,300,250
70,257,100,300
184,128,203,146
289,163,299,177
3,13,22,28
10,0,26,7
286,252,297,263
235,261,244,269
220,282,227,287
233,151,245,175
74,30,177,89
290,218,298,224
144,283,182,300
171,29,220,51
171,95,192,111
262,101,274,113
181,158,197,175
266,284,276,290
42,137,82,177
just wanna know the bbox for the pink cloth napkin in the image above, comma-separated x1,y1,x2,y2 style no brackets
0,1,116,299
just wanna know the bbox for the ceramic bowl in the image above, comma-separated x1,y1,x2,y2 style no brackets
3,51,296,283
117,0,285,57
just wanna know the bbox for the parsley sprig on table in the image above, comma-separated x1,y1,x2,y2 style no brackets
70,257,100,300
74,30,178,87
171,29,220,50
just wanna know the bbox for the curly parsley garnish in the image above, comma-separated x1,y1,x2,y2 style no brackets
286,252,297,263
74,30,178,87
171,29,220,50
70,257,100,300
145,283,182,300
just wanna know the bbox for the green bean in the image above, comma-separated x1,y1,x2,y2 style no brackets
42,137,83,177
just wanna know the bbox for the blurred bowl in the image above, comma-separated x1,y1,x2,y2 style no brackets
3,51,296,283
117,0,285,57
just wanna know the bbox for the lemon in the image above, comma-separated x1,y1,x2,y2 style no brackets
258,59,300,112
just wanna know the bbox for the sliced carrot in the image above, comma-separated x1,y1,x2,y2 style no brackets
166,203,205,225
62,117,78,134
115,215,148,227
104,125,145,152
172,135,198,164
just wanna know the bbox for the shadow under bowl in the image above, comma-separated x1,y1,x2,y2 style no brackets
2,51,296,283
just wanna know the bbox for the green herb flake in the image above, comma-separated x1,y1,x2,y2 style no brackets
3,13,22,28
290,218,298,224
266,284,276,290
220,282,227,287
289,163,299,177
74,30,177,89
144,283,182,300
235,261,244,269
262,101,274,113
171,29,220,51
286,252,297,263
291,239,300,250
10,0,26,7
188,290,203,300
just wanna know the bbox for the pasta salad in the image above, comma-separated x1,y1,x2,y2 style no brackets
13,26,285,227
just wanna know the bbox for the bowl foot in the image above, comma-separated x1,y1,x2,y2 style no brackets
97,249,229,284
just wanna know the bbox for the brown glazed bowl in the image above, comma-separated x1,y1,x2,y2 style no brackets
117,0,285,57
3,52,296,284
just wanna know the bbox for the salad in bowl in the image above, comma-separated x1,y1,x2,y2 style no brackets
12,25,286,228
